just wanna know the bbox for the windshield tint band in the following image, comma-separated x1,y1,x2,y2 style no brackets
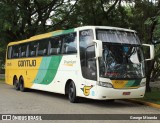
96,29,141,45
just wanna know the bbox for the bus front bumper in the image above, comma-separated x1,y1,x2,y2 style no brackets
94,86,146,100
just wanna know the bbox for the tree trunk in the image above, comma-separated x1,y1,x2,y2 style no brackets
145,60,155,92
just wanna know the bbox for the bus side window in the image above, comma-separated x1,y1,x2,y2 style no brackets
7,46,12,59
19,43,27,58
62,33,77,54
79,29,97,80
12,45,19,58
49,37,62,55
26,44,29,57
29,42,38,57
38,39,49,56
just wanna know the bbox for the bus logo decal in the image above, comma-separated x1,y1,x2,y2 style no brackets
64,60,76,66
81,30,92,36
81,85,93,96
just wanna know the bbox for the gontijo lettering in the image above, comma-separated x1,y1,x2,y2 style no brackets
18,60,36,67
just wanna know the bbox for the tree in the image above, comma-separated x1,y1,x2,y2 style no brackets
0,0,78,63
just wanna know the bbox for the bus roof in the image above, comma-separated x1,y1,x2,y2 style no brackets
8,26,136,46
8,30,64,46
76,26,136,32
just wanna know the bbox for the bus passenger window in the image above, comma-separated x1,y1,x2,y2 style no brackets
38,39,49,56
19,44,27,58
21,52,25,57
38,49,46,56
30,51,36,56
62,33,77,54
7,46,12,59
29,42,38,57
49,37,62,55
12,45,19,58
50,48,60,55
13,53,19,58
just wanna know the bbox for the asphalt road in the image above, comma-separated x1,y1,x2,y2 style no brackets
0,82,160,123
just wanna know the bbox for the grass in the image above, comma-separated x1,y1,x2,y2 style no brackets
137,88,160,105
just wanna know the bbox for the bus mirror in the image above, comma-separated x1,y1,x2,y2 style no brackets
142,44,154,61
93,40,102,58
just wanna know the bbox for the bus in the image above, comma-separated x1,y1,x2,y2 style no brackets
5,26,154,103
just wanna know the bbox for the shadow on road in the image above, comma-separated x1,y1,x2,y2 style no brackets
2,82,140,108
19,88,139,108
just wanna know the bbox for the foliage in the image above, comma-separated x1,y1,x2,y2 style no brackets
0,0,78,62
150,14,160,81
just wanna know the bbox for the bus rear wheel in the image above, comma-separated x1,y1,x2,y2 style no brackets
13,78,19,90
68,81,79,103
19,77,26,92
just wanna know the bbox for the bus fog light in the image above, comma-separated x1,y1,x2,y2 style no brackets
97,81,113,88
140,81,146,87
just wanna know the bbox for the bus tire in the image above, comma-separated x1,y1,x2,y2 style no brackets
68,81,79,103
19,77,26,92
13,77,19,90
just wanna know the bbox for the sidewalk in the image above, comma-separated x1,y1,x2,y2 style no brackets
0,74,4,80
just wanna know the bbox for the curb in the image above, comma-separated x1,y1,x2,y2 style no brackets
126,99,160,109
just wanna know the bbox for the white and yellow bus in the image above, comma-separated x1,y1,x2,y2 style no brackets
5,26,154,103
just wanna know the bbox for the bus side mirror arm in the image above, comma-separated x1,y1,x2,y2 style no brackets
142,44,155,61
93,40,103,58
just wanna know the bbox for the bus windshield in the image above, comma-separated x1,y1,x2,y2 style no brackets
96,30,145,79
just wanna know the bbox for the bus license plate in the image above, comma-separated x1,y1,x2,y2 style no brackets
123,92,131,95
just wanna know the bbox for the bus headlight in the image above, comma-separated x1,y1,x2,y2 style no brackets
140,81,146,87
97,81,113,88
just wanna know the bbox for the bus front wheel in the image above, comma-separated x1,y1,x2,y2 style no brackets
68,81,79,103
